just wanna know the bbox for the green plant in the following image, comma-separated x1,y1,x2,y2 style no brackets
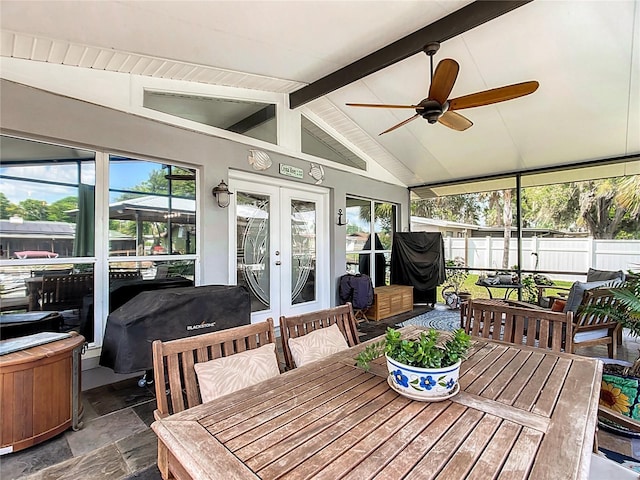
444,257,469,294
586,273,640,375
356,327,471,371
520,274,538,304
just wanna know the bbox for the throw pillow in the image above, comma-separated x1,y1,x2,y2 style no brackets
563,279,616,314
587,268,625,283
551,299,567,312
288,323,349,368
194,343,280,403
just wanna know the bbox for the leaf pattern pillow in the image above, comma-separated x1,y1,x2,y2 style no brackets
194,343,280,403
288,323,349,367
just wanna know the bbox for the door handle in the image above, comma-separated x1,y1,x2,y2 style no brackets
275,261,281,266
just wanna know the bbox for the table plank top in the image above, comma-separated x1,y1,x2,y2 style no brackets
152,326,601,480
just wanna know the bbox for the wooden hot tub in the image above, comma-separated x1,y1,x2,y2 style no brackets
0,332,84,454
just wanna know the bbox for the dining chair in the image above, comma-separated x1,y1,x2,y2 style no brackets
279,302,360,370
152,318,277,419
152,319,278,480
39,273,94,311
462,299,574,352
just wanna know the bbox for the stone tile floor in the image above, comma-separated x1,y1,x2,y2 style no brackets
1,305,638,479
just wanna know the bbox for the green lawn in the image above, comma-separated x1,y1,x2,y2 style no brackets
435,274,573,304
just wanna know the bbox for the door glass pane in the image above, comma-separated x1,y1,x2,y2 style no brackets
237,192,270,312
345,198,371,274
291,200,316,305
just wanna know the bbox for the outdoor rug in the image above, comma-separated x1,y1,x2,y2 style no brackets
398,304,461,331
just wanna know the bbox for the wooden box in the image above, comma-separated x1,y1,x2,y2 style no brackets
365,285,413,321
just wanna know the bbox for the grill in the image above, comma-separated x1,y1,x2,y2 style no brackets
99,285,251,374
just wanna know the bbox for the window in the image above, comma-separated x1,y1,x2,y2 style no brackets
109,156,196,257
108,156,197,311
0,136,97,339
301,116,366,170
143,90,277,145
0,136,96,259
345,197,396,286
410,160,640,291
0,137,199,346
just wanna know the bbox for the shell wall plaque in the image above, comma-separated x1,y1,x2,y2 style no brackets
309,163,325,184
248,149,272,171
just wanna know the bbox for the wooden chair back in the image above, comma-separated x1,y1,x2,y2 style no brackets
462,299,574,352
152,319,277,419
108,270,142,281
279,302,360,370
40,273,94,311
31,268,72,277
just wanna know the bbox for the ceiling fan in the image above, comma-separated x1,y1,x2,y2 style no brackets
346,42,539,135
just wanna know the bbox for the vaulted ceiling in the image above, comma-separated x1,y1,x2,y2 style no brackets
1,1,638,189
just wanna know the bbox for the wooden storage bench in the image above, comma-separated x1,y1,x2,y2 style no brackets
365,285,413,321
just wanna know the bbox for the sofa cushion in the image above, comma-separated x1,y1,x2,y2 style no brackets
573,328,609,343
194,343,280,403
586,268,625,282
563,279,616,314
551,299,567,312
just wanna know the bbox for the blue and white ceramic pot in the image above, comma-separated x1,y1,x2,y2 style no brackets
386,355,461,400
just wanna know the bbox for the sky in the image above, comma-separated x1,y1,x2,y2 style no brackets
1,160,159,206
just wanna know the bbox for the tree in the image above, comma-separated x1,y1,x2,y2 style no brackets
412,194,480,224
137,167,195,198
578,178,639,239
521,183,581,230
0,193,12,219
19,199,48,221
501,189,513,269
48,196,78,222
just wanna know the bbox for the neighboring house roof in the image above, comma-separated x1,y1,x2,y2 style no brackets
0,219,75,238
0,219,133,240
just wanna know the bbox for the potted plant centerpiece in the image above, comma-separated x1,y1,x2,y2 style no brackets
442,257,471,309
356,327,471,401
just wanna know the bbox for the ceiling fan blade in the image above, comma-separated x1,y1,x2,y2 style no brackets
428,58,459,105
438,111,473,131
379,114,421,135
449,81,539,110
346,103,422,109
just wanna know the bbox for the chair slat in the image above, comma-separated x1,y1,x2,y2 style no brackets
167,354,185,414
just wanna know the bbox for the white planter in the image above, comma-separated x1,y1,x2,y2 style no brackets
386,355,461,401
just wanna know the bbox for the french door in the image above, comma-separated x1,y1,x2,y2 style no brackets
229,173,329,323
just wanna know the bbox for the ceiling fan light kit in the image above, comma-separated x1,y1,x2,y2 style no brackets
346,42,539,135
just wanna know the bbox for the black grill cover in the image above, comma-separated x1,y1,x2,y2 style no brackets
390,232,446,304
100,285,251,373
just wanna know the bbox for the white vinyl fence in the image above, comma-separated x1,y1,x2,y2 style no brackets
444,237,640,282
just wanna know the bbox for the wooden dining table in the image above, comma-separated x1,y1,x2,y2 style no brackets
151,325,602,480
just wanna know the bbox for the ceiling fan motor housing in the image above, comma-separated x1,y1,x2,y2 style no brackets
417,99,447,123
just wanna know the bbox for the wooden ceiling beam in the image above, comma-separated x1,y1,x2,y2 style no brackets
289,0,533,109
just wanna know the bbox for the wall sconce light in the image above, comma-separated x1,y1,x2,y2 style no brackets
337,208,347,226
211,180,233,208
